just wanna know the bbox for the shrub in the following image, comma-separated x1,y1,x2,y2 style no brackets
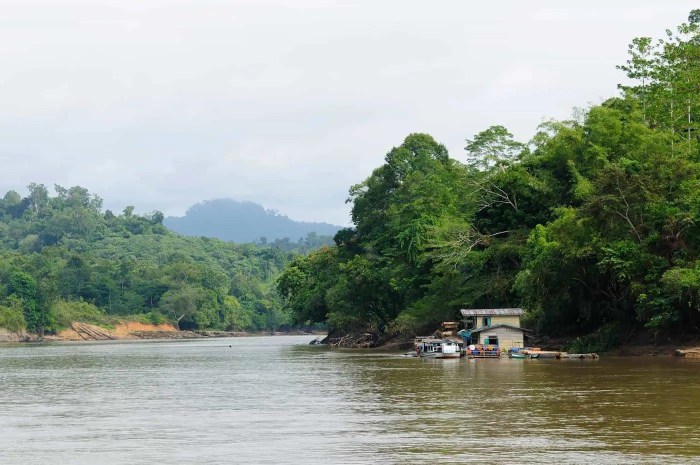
51,300,108,330
0,297,27,333
568,323,621,353
146,311,168,325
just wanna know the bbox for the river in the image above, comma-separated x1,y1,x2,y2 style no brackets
0,336,699,464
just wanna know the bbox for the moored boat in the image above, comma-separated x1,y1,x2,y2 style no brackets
416,339,463,359
508,351,539,359
522,350,561,359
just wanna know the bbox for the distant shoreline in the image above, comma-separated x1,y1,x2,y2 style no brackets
3,324,693,358
0,322,325,344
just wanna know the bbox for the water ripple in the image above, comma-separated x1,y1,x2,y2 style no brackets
1,338,699,464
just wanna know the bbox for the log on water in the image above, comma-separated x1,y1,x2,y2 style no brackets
678,348,700,358
70,322,117,341
564,353,600,359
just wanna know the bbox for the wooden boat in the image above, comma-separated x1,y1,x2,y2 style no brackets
509,352,539,359
522,350,561,359
416,339,463,359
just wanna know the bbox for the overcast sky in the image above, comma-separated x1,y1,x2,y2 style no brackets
0,1,696,225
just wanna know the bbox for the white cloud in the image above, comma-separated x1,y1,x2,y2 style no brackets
485,68,554,100
0,0,697,226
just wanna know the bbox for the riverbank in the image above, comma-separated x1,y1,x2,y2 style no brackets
5,322,696,356
318,328,700,357
0,322,323,343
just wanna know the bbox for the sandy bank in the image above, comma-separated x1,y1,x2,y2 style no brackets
47,321,180,341
0,322,323,343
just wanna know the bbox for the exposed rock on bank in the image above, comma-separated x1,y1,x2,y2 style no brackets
318,331,413,350
321,332,378,348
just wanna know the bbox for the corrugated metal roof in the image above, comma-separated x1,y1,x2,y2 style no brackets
460,308,524,316
414,338,463,343
467,324,532,334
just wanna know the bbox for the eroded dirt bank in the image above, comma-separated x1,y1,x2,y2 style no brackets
50,321,181,341
0,323,320,342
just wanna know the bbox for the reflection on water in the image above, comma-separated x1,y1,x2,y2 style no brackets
1,337,699,464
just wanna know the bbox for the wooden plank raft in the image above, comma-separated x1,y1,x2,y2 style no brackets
676,348,700,358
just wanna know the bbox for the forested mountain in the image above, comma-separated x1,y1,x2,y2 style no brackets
164,199,341,243
278,12,700,350
0,185,303,335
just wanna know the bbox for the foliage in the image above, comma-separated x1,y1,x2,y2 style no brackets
568,323,622,354
278,13,700,344
51,300,108,330
465,125,526,171
0,297,27,333
0,184,311,334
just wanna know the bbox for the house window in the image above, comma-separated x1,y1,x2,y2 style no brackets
485,336,498,346
482,317,491,327
466,317,476,329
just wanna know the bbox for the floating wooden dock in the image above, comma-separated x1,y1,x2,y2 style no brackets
519,350,599,359
563,353,600,359
676,348,700,359
467,352,501,358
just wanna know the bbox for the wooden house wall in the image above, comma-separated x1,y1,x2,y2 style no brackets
473,326,524,350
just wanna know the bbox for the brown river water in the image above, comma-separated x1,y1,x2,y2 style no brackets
1,335,699,464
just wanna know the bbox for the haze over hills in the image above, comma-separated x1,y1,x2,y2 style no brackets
164,199,342,243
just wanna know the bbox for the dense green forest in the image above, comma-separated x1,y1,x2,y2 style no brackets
165,198,340,243
278,12,700,349
0,185,327,335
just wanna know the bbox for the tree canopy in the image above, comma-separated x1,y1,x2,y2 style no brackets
0,185,325,334
278,13,700,348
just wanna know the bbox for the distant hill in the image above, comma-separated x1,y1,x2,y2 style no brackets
164,199,342,243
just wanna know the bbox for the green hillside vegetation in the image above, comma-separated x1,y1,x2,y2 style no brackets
278,12,700,350
0,184,306,336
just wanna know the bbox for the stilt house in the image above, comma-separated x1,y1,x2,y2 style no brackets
459,308,530,350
